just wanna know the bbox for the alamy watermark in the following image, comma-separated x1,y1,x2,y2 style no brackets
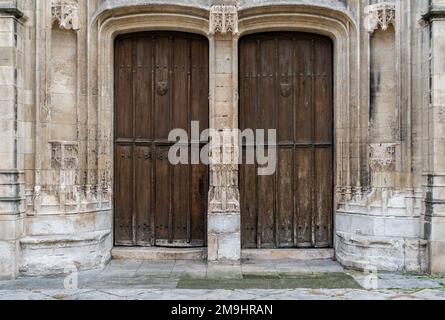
168,121,277,176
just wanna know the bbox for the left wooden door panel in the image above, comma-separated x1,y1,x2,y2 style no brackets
114,32,209,247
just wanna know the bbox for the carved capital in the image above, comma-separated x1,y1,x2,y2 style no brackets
364,2,396,34
369,143,397,172
51,0,80,31
209,4,238,35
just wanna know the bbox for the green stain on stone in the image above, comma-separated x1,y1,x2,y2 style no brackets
177,273,361,289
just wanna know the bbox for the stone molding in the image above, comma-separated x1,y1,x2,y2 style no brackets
209,4,238,35
369,143,397,172
0,3,23,19
51,0,80,30
364,2,395,33
422,5,445,23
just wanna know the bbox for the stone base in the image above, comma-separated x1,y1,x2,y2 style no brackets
242,249,334,261
207,262,243,279
19,230,112,276
336,231,428,273
112,247,207,260
429,240,445,276
0,240,18,280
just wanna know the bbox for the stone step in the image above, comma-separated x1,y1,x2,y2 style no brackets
242,249,335,261
111,247,207,261
112,247,335,261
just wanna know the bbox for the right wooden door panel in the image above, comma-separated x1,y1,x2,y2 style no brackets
239,32,334,249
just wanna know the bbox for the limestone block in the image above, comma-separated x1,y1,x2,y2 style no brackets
0,30,14,47
0,66,15,86
0,47,15,66
0,18,13,32
207,233,218,261
0,215,23,241
215,58,232,74
335,213,352,233
94,210,113,231
0,84,14,101
0,240,17,279
430,241,445,275
384,217,420,238
405,240,428,274
216,232,240,261
208,213,240,234
430,216,445,241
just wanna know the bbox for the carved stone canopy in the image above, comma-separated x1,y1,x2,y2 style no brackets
209,3,238,35
369,143,397,172
364,2,396,34
51,0,80,31
49,141,79,170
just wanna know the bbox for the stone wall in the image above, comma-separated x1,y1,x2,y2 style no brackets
0,0,444,278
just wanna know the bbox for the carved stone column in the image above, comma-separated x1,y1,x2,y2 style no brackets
207,0,241,266
422,0,445,275
0,1,25,279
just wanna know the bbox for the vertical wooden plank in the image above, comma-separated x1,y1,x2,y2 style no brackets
114,145,134,245
295,147,313,247
115,37,133,139
314,38,333,247
276,37,294,248
135,146,152,245
314,38,333,144
239,39,259,248
257,37,275,247
135,37,153,140
277,148,294,247
154,35,171,140
154,146,170,242
190,38,208,244
150,35,156,246
171,36,190,242
295,38,314,247
152,34,173,244
315,148,333,247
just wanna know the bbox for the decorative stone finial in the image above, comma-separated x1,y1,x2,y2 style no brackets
209,3,238,35
364,2,396,33
51,0,80,31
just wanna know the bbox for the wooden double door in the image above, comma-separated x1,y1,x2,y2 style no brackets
239,33,334,249
114,32,209,247
114,31,334,250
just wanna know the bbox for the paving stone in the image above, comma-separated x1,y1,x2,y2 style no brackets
207,264,243,279
136,260,175,277
172,260,208,278
1,259,445,300
305,260,344,273
0,290,54,300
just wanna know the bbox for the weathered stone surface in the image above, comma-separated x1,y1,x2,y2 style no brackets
0,0,444,278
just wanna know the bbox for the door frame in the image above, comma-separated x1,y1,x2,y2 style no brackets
92,3,359,258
